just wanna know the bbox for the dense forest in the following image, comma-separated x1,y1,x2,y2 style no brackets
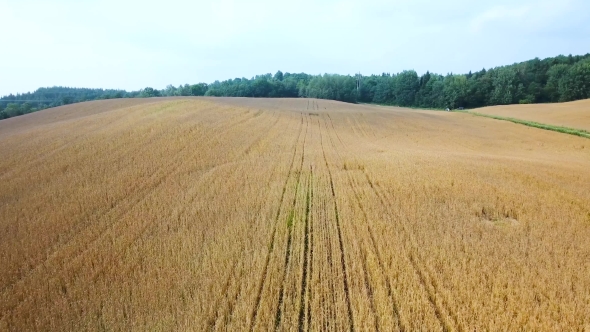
1,54,589,120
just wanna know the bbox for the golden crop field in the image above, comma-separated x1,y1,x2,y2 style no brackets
1,97,589,331
475,98,590,131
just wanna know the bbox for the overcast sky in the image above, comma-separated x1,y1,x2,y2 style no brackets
1,0,589,96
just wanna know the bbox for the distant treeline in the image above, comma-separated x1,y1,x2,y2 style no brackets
2,54,589,120
0,87,129,119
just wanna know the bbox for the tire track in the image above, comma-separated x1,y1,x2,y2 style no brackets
318,118,354,332
298,167,313,332
323,114,451,332
319,187,337,329
319,117,382,330
326,114,343,145
322,110,454,331
363,170,462,332
328,111,454,331
346,174,404,332
324,114,404,331
206,259,239,329
206,113,287,330
306,170,314,332
274,114,309,331
219,115,292,328
249,113,305,332
360,247,380,332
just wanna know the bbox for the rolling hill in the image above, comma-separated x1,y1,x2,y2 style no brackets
1,97,589,331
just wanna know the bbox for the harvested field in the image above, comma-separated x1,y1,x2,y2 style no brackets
475,98,590,131
1,97,589,331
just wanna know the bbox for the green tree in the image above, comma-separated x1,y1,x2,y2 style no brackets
358,75,378,103
545,64,569,102
393,70,419,106
164,85,178,96
178,84,192,96
190,83,208,96
251,77,272,97
373,76,393,104
139,87,160,98
442,75,469,109
4,103,22,117
21,102,32,114
490,67,518,105
559,59,590,101
61,96,74,105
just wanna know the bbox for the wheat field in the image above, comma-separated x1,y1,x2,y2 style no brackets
0,97,589,331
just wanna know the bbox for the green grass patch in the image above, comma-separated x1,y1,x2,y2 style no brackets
457,110,590,139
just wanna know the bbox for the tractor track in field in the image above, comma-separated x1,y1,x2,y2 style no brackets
206,259,239,329
326,114,343,145
360,247,380,332
298,167,313,332
328,116,454,332
305,173,314,332
321,113,453,332
319,185,337,329
321,116,397,331
249,113,305,332
274,113,309,331
340,169,405,330
362,170,463,332
346,178,404,332
343,176,381,331
206,113,287,330
322,109,454,330
220,114,292,328
318,117,354,332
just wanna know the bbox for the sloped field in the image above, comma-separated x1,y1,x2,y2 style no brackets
475,98,590,131
0,97,589,331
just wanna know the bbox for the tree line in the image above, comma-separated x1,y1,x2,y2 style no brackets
2,53,589,120
0,87,128,119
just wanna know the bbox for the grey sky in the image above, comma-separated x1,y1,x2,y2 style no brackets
1,0,589,96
